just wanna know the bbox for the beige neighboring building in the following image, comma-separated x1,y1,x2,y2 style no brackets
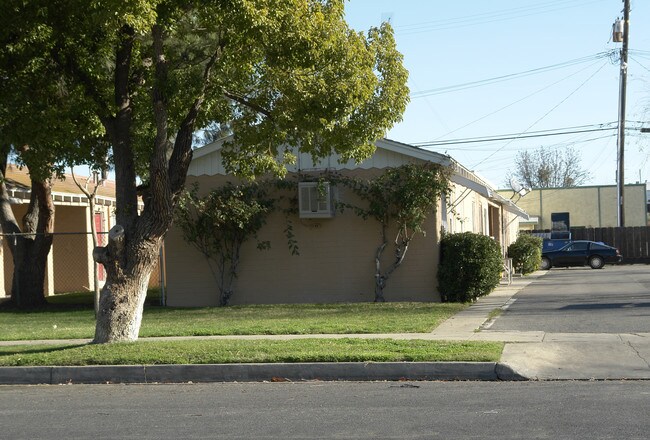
0,165,117,297
496,184,648,230
164,138,528,307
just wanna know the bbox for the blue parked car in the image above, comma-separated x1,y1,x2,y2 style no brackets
542,238,572,252
540,240,622,270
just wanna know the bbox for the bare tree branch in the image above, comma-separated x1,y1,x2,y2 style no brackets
508,146,590,188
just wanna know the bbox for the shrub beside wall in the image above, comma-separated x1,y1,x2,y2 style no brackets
437,232,502,303
507,234,543,275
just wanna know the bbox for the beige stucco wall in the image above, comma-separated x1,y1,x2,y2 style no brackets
165,140,527,307
165,171,443,307
503,210,521,245
498,184,647,229
445,183,491,236
53,206,93,293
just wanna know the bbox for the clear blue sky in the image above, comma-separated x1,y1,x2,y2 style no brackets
344,0,650,189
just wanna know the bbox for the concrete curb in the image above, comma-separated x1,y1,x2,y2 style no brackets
0,362,529,385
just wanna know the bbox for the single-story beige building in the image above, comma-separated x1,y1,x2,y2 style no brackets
496,184,648,230
164,138,528,307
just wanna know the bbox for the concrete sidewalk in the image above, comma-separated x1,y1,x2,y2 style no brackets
2,272,650,383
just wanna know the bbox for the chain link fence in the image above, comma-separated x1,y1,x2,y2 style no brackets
0,232,164,303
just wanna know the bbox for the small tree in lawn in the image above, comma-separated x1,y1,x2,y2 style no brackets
70,167,107,315
345,163,451,302
175,183,273,306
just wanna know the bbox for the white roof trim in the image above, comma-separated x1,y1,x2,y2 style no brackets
376,138,453,166
192,134,233,160
451,174,490,198
192,136,528,219
7,188,117,207
193,136,454,166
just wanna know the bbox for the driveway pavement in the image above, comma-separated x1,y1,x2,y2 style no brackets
433,266,650,380
2,267,650,383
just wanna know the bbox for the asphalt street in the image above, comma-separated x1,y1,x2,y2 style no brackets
2,381,650,439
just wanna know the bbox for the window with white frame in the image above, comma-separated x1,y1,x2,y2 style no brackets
298,182,334,218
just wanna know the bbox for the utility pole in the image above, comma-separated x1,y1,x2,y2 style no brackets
614,0,630,227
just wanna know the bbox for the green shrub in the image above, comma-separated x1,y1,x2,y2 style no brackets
507,234,543,275
438,232,502,303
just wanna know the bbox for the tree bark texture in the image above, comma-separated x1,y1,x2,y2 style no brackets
10,232,52,308
0,155,54,309
93,225,160,343
373,227,412,303
374,241,388,303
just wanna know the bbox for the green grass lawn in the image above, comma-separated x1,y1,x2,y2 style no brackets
0,301,467,341
0,292,491,366
0,339,503,366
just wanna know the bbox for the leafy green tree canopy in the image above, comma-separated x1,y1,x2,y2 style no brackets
3,0,409,179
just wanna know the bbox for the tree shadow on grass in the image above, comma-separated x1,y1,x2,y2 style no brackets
0,301,93,312
0,344,89,356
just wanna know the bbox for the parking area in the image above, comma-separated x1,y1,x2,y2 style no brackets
487,265,650,334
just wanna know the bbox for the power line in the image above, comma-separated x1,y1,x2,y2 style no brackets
438,133,616,152
415,122,617,145
395,0,607,35
429,59,609,141
471,61,609,169
410,52,613,98
416,126,618,148
470,132,617,180
629,49,650,58
583,135,617,175
629,56,650,74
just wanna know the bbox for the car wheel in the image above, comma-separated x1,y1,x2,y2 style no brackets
589,255,604,269
540,257,551,270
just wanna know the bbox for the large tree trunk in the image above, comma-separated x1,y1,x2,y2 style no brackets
0,152,55,309
10,233,52,308
92,225,161,342
89,23,211,343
